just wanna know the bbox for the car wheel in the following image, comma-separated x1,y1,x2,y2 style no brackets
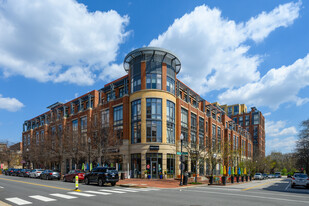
291,184,295,188
98,178,104,187
85,177,89,185
111,182,116,186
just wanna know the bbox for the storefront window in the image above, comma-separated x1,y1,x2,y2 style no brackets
131,154,141,178
167,154,175,177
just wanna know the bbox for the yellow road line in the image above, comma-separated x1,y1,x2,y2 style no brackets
0,177,72,191
242,180,281,191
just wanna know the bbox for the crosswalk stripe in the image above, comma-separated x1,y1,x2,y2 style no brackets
5,198,32,205
29,195,56,202
84,191,111,195
99,189,126,194
112,188,139,192
50,193,77,199
67,192,96,197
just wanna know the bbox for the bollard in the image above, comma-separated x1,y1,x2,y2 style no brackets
74,175,80,192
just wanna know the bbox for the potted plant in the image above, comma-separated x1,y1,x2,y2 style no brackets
144,170,148,179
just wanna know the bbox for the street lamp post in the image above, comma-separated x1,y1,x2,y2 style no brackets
180,134,184,186
26,148,29,169
88,137,91,171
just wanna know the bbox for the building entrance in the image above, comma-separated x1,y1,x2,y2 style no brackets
151,161,158,179
146,153,162,179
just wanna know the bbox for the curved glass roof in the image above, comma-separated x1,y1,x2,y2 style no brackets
123,47,181,74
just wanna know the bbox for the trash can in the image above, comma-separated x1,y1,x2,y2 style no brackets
222,176,226,185
121,172,125,180
231,175,234,183
183,172,188,185
245,176,248,182
236,176,239,183
241,176,244,182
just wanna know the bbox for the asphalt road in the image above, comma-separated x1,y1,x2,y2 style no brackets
1,175,309,206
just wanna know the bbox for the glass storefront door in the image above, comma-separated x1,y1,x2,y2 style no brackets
151,161,157,179
146,153,162,179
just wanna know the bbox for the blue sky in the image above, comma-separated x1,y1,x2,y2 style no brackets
0,0,308,155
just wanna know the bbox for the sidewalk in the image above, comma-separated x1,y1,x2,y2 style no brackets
118,178,209,188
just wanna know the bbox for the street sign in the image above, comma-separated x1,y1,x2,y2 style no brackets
177,152,188,155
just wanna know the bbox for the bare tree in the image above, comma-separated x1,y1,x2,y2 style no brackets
295,119,309,174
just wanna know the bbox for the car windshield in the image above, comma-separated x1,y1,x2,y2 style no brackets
107,169,118,173
255,173,261,175
295,174,307,178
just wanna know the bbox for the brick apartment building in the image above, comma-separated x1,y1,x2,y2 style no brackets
219,104,265,158
22,47,253,178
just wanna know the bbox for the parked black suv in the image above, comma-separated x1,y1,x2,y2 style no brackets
84,167,119,186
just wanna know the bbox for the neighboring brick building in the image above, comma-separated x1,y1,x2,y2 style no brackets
22,47,253,178
219,104,265,158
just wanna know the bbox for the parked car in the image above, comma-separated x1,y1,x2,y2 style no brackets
11,169,22,176
5,168,14,175
291,173,309,188
254,173,264,180
263,174,268,179
19,169,31,177
268,174,274,178
274,172,282,178
84,167,119,186
287,174,292,178
40,170,61,180
29,169,44,178
63,170,85,182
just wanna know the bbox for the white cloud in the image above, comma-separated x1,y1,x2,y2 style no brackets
266,120,297,137
0,0,129,85
266,136,296,153
99,63,127,82
149,2,301,95
264,112,271,117
218,54,309,109
0,94,24,112
245,1,301,42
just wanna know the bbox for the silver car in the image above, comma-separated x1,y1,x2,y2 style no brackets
29,169,44,178
254,173,264,180
291,173,309,188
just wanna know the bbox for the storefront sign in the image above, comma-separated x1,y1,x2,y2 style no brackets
149,146,159,150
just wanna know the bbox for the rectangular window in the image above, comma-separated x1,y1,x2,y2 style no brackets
36,132,39,145
253,113,259,125
113,105,123,126
131,100,141,144
167,154,175,176
41,130,44,143
114,105,123,143
191,113,197,147
81,116,87,132
217,127,221,152
166,101,175,144
166,76,175,94
146,98,162,142
234,105,239,115
72,120,78,132
131,62,141,93
212,124,216,151
146,61,162,90
101,109,109,127
119,87,124,98
181,108,188,128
